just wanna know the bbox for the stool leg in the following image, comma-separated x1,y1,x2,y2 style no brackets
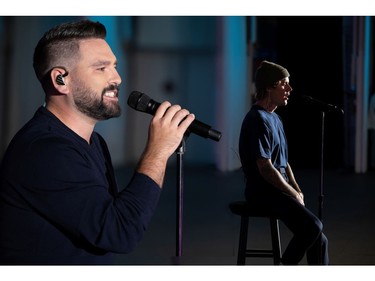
270,218,281,265
237,216,249,265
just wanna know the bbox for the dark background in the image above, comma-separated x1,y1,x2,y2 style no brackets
255,17,345,169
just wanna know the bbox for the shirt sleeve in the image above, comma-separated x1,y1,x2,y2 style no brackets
254,114,273,160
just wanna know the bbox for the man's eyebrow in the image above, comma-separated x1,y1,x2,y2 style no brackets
92,60,111,66
91,60,118,67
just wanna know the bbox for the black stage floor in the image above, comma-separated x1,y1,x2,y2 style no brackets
113,165,375,266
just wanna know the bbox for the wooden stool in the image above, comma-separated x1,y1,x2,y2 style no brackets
229,201,282,265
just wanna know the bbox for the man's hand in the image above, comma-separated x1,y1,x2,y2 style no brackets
296,192,305,206
137,101,195,187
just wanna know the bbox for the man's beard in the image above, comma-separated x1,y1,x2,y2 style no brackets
72,81,121,121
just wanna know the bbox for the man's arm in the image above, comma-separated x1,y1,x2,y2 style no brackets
286,162,302,192
285,162,304,202
136,101,195,187
256,158,304,205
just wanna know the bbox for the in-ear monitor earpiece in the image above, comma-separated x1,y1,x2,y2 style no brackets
56,74,65,85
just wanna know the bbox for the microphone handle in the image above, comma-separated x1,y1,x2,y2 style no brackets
188,119,222,141
131,93,222,141
303,95,344,114
146,100,214,138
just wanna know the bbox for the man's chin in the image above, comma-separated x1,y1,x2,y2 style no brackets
95,105,122,121
106,107,122,119
104,102,121,117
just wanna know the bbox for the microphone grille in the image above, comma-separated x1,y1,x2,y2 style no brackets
127,91,151,112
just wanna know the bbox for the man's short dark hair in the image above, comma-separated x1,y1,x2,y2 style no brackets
33,19,107,90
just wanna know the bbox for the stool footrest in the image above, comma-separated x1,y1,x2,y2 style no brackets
246,249,275,257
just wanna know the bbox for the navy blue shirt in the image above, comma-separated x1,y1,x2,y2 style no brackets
0,106,161,264
239,105,288,196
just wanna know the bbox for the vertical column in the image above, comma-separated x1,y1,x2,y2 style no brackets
355,16,371,173
215,16,249,171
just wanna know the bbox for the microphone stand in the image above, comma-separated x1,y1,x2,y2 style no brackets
301,96,341,220
301,96,343,264
317,106,342,264
174,133,189,264
317,111,326,265
319,111,325,222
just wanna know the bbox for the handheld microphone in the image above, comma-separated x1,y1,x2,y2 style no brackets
127,91,222,142
301,95,344,114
